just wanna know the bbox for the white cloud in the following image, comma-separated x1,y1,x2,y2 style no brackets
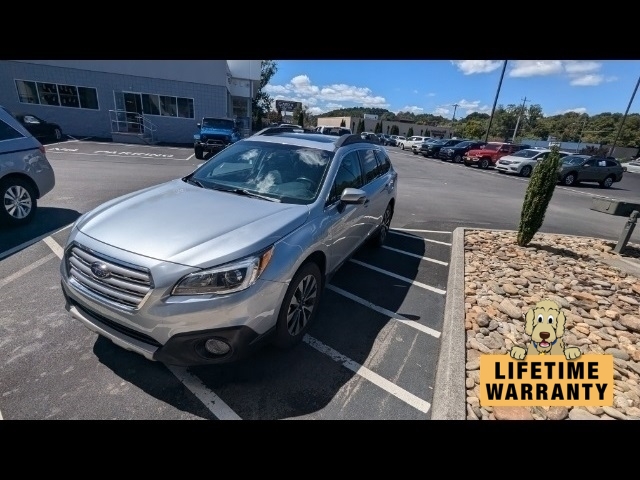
307,106,325,115
509,60,563,77
453,99,492,115
556,107,588,114
451,60,503,75
564,61,601,74
427,92,436,96
399,105,424,114
265,75,389,114
569,74,604,86
433,107,450,116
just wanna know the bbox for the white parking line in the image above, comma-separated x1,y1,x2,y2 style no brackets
348,259,446,295
303,335,431,414
43,236,64,259
45,151,191,161
167,366,242,420
327,285,441,338
0,409,3,420
0,224,73,261
389,230,452,246
0,252,57,289
392,228,452,235
381,246,448,266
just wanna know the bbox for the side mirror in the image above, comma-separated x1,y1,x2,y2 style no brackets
583,164,589,168
340,188,367,205
196,123,201,129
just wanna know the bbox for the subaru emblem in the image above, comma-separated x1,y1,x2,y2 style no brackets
90,261,110,279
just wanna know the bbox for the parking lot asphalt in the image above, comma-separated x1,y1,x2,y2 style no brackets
1,139,639,420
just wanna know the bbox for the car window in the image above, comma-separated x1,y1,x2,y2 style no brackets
605,160,619,167
374,149,391,175
0,119,26,141
584,159,599,167
358,148,381,184
328,151,364,204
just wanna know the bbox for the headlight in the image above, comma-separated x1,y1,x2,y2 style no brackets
171,246,274,296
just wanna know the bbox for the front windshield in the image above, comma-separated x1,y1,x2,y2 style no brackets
202,118,235,129
455,141,473,148
189,141,333,205
563,156,588,165
433,139,448,145
512,149,540,158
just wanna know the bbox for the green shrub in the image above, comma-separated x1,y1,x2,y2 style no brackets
516,145,562,246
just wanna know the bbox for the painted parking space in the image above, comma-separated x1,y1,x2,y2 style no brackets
45,140,194,161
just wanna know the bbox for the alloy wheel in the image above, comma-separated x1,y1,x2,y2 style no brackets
4,185,32,219
286,274,318,336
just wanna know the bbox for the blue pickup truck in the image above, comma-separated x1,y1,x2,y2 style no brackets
194,117,243,159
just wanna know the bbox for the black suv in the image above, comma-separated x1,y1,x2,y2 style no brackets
421,138,465,158
438,140,487,163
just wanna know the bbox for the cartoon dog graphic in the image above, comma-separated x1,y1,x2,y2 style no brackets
509,299,582,360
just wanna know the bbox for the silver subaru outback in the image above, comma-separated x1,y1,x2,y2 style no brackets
60,130,397,366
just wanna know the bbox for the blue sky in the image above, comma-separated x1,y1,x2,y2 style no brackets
265,60,640,118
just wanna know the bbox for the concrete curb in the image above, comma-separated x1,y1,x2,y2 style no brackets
431,227,466,420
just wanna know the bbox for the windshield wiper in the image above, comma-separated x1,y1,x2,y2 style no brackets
231,188,280,202
184,177,205,188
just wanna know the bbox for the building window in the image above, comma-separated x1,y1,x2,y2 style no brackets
15,79,99,110
37,82,60,106
15,80,38,104
141,94,160,116
177,97,194,119
78,87,99,109
58,84,79,108
160,96,177,117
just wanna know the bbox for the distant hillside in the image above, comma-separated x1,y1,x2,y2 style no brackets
317,107,391,118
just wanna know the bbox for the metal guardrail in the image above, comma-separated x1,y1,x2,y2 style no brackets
108,109,157,143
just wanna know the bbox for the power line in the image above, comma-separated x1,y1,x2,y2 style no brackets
484,60,508,143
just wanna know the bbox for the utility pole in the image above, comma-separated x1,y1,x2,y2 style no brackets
575,117,588,152
451,103,459,122
608,75,640,157
511,96,529,143
484,60,508,143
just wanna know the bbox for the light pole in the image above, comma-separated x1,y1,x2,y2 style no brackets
608,75,640,157
484,60,508,143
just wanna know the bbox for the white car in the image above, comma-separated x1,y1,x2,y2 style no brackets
399,136,429,152
495,148,571,177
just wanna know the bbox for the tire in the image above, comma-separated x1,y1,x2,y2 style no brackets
562,172,577,186
453,154,462,163
0,177,37,226
480,158,490,169
194,146,204,160
273,262,322,349
520,165,532,177
413,149,418,155
600,175,614,188
370,203,393,248
53,128,62,141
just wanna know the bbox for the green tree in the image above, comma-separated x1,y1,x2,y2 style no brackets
251,60,278,131
276,108,283,123
340,118,346,127
516,145,563,247
407,127,414,137
297,107,305,127
390,125,399,135
357,119,365,134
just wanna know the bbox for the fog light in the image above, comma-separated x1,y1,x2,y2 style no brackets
204,338,231,356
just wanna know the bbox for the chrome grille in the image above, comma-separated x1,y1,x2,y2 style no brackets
66,244,153,309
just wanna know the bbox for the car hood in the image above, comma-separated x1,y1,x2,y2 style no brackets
200,127,233,136
75,179,309,267
499,154,528,162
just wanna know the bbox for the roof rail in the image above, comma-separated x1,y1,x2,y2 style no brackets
335,134,378,148
253,126,305,136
